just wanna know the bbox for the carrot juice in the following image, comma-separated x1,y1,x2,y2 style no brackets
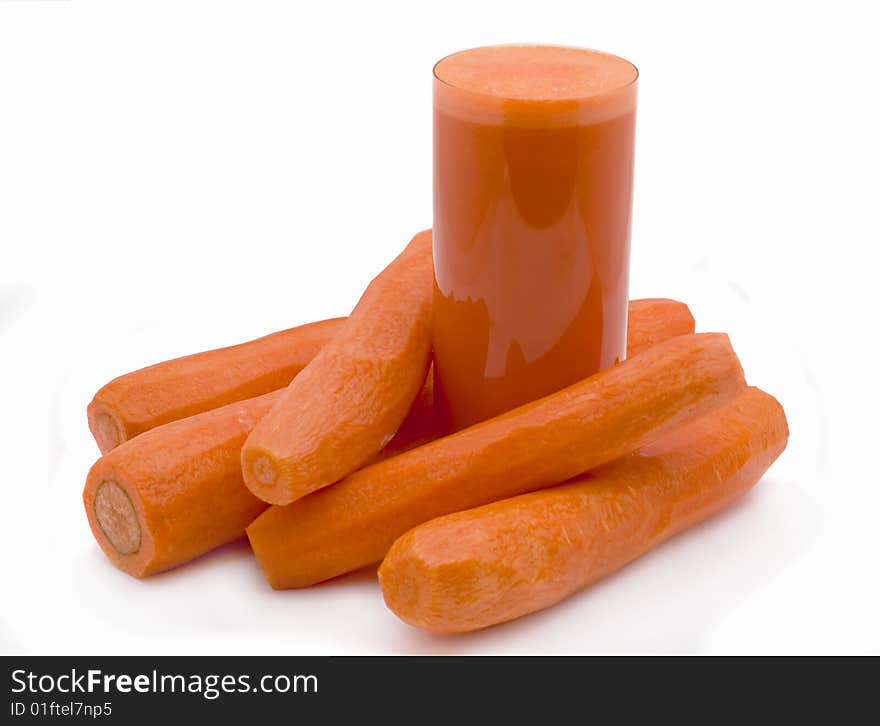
432,45,638,429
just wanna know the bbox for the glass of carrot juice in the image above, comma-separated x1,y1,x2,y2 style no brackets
432,44,638,429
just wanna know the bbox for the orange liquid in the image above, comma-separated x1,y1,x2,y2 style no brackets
433,45,638,429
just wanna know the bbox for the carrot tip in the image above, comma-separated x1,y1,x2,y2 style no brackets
93,480,142,556
91,411,123,453
242,452,288,504
250,455,279,487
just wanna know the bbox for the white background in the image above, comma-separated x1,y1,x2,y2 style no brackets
1,1,878,654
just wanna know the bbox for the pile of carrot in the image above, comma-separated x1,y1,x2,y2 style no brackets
83,231,787,634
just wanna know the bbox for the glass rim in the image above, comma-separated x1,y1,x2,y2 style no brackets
432,43,639,101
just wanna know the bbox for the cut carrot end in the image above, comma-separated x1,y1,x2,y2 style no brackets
251,455,279,487
93,480,142,556
91,411,123,454
381,556,422,612
242,451,288,505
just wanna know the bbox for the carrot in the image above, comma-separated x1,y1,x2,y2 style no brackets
626,298,695,356
87,318,344,454
241,230,435,505
246,332,746,589
379,386,788,633
83,391,281,578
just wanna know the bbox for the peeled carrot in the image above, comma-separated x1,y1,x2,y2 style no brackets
246,332,746,589
241,231,435,505
87,318,344,454
379,386,788,633
83,391,281,578
626,298,695,356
